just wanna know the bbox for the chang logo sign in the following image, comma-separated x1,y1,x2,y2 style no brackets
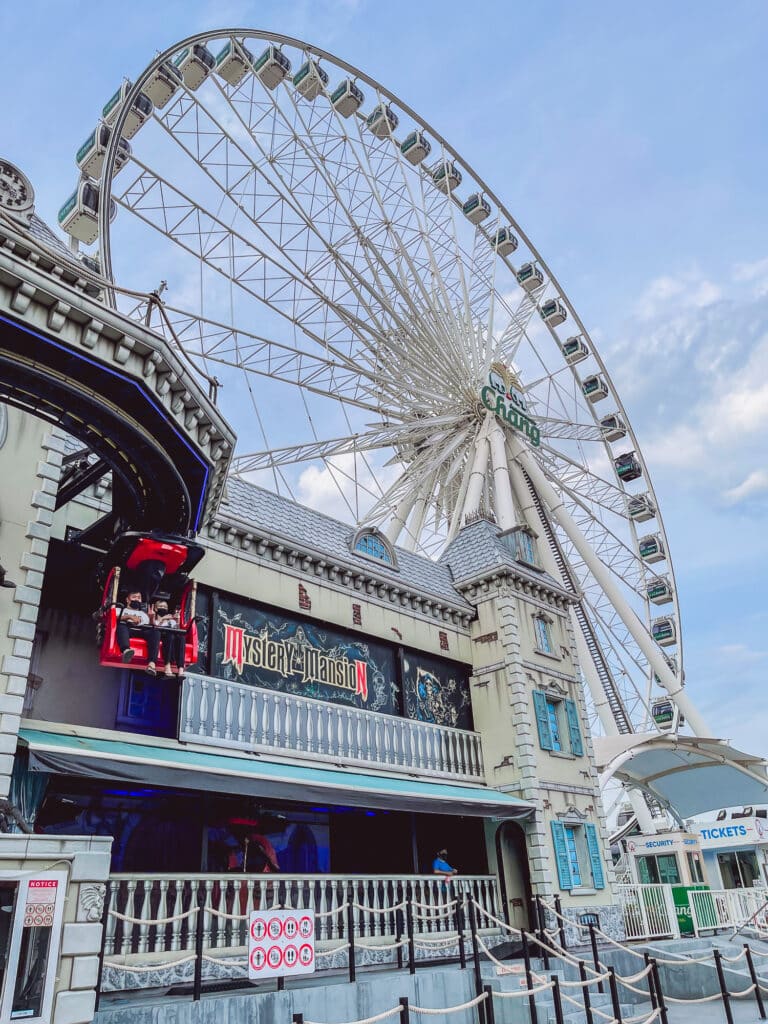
480,362,540,447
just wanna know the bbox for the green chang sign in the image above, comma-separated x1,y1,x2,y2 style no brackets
480,363,540,447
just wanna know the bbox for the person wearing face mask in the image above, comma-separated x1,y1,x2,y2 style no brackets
116,590,161,675
151,597,186,679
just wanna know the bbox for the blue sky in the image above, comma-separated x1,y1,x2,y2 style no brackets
5,1,768,758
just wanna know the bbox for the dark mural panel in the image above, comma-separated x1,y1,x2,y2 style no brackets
212,596,400,715
401,649,473,730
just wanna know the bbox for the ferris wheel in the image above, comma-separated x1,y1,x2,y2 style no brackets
59,28,710,753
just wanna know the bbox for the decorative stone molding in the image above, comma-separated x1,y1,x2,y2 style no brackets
77,884,106,923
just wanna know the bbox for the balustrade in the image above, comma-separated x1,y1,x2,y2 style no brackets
180,675,484,781
103,873,500,958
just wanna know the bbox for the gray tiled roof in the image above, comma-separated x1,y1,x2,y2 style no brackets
439,517,566,594
220,477,472,611
27,213,81,266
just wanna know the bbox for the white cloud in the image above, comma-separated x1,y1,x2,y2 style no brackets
634,271,722,321
297,452,398,524
723,469,768,505
715,643,768,665
733,257,768,298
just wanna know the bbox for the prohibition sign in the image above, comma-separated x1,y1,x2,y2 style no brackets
299,915,314,938
250,946,267,972
284,944,298,968
299,944,314,968
250,917,267,942
284,916,299,940
267,945,283,970
268,917,283,940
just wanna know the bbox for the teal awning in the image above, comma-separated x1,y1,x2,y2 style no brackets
19,727,533,819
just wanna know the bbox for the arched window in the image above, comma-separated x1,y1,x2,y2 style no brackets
351,528,396,567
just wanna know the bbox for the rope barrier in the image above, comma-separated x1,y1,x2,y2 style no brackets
409,898,458,911
559,989,615,1022
412,935,459,948
470,900,521,935
720,948,749,963
315,943,351,957
622,1010,661,1024
304,1007,403,1024
353,901,406,915
663,993,723,1004
729,983,757,998
557,971,612,988
201,953,248,968
410,992,487,1015
316,903,349,918
206,906,248,921
490,980,555,998
357,938,409,951
410,904,457,919
102,955,197,973
108,907,197,925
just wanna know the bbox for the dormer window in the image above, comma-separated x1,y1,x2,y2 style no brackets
351,527,397,568
499,525,541,569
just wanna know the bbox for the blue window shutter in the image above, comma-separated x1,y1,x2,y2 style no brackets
585,823,605,890
564,699,584,756
551,821,573,890
533,690,553,750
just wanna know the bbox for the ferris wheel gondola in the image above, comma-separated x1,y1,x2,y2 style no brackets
68,29,710,768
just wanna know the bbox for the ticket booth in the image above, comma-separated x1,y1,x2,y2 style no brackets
626,830,707,887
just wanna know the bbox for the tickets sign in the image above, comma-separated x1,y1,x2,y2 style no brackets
249,908,315,979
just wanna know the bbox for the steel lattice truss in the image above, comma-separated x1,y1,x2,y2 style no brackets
89,29,702,745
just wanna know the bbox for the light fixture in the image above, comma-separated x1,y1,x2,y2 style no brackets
0,564,16,590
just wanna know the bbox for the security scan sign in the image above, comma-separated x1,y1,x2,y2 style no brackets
249,909,315,979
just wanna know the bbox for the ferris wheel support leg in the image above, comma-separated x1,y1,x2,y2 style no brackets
489,422,516,531
386,494,417,546
462,414,493,522
511,442,711,737
402,490,430,553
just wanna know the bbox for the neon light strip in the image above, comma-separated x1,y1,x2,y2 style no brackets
0,313,211,531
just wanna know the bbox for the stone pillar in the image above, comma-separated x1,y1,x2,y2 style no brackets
0,408,64,798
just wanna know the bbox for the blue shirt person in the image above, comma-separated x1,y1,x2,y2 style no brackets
432,849,457,893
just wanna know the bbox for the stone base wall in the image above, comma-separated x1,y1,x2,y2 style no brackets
541,901,626,947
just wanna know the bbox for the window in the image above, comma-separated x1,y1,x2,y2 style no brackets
687,851,705,884
516,531,537,566
551,821,605,891
564,827,583,887
533,690,584,756
351,529,396,566
637,853,681,885
533,616,554,655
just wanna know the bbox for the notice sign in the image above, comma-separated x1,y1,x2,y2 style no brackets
24,879,58,928
249,909,315,979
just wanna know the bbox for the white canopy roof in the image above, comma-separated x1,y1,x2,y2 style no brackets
594,734,768,820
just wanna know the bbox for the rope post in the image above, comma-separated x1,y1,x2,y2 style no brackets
745,944,766,1020
455,896,467,969
399,996,410,1024
608,967,623,1024
521,932,539,1024
650,959,668,1024
192,881,206,1002
484,985,496,1024
579,959,594,1024
552,974,565,1024
713,948,734,1024
406,898,416,976
277,974,285,992
93,880,111,1012
346,886,356,984
643,953,657,1011
292,1015,304,1024
468,899,486,1024
396,908,404,970
555,895,567,950
589,925,603,993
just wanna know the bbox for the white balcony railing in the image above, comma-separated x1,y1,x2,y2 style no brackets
689,886,768,937
180,675,485,781
103,872,501,959
616,883,680,940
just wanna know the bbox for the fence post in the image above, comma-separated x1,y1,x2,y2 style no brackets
396,908,404,970
589,925,603,993
406,896,416,975
521,931,539,1024
713,948,735,1024
192,881,206,1002
346,886,356,984
643,953,657,1011
650,959,668,1024
579,960,594,1024
456,896,467,969
484,985,496,1024
292,1015,304,1024
399,996,410,1024
745,944,766,1020
93,880,111,1012
552,974,565,1024
466,901,483,1019
608,967,623,1024
554,895,567,950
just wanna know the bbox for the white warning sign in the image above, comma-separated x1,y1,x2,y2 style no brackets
249,909,315,979
23,879,58,928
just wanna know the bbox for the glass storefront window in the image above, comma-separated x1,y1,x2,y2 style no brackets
687,851,705,884
11,925,52,1019
717,850,760,889
0,882,18,1003
637,852,681,884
